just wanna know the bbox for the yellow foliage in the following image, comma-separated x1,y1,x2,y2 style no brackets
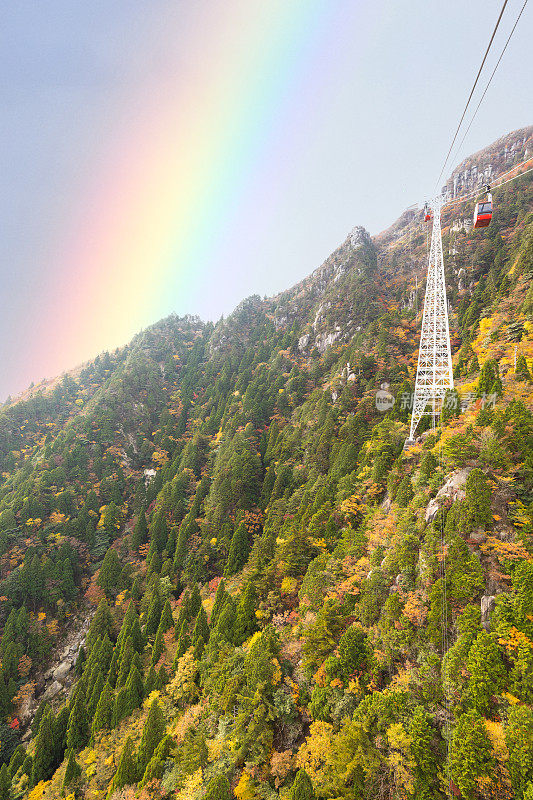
27,781,50,800
387,723,415,797
85,750,97,766
280,577,298,595
176,767,203,800
234,771,257,800
485,720,509,762
272,658,282,686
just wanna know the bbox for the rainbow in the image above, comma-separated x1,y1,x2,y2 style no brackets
35,0,372,381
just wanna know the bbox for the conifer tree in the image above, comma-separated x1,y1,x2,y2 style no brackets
395,476,414,507
107,737,137,798
150,626,165,667
66,683,89,751
97,547,122,599
450,710,493,800
0,764,10,800
144,665,159,696
88,671,104,719
8,744,25,779
205,774,232,800
31,708,55,786
124,664,144,715
186,583,201,620
86,599,113,653
465,631,505,714
144,589,162,638
132,508,148,550
210,579,229,628
233,582,256,645
289,769,315,800
158,599,174,633
192,606,209,646
137,697,165,773
112,687,129,727
138,735,172,789
92,681,114,737
174,621,191,667
224,521,250,577
62,748,81,792
516,353,532,381
116,636,134,688
465,468,492,528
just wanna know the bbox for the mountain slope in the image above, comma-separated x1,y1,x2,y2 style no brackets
0,127,532,800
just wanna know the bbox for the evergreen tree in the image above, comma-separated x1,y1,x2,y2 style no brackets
204,774,232,800
158,599,174,633
66,684,89,751
116,636,134,688
150,626,165,667
465,468,492,528
112,687,129,727
138,735,172,789
62,748,81,792
31,708,55,786
144,589,162,638
87,672,104,719
8,744,26,778
289,769,315,800
86,600,113,653
210,579,229,628
233,582,257,645
97,547,121,599
137,697,165,773
450,710,493,800
395,476,414,507
0,764,10,800
92,681,114,737
107,737,137,799
132,508,148,550
516,353,532,381
224,521,250,577
465,631,505,714
192,606,209,646
186,583,201,620
124,665,144,715
144,665,159,696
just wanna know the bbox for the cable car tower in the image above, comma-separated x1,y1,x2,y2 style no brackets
407,196,453,442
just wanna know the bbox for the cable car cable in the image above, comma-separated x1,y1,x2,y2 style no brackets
434,0,510,193
447,0,529,174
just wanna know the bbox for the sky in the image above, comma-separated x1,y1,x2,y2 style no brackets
0,0,531,400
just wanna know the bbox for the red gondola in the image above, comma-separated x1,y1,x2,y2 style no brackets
424,203,432,222
473,186,492,229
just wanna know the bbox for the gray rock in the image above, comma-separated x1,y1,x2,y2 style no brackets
42,681,62,702
53,661,72,683
425,468,471,522
481,595,496,630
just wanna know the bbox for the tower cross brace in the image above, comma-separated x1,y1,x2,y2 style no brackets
409,197,454,440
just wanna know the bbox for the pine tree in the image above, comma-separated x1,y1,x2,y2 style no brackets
465,631,505,714
173,621,191,667
116,636,134,688
62,748,81,791
124,665,144,715
144,589,162,638
8,744,26,779
137,697,165,773
210,579,229,628
450,710,493,800
150,626,165,667
516,353,532,381
132,508,148,550
88,671,104,719
97,546,122,599
205,774,232,800
395,476,414,507
66,683,89,750
86,599,113,653
138,735,172,789
158,599,174,633
186,583,201,620
233,582,257,645
465,468,492,528
224,521,250,577
107,737,137,799
0,764,10,800
31,708,55,786
144,665,159,696
192,606,209,646
289,769,315,800
92,681,114,737
112,687,129,727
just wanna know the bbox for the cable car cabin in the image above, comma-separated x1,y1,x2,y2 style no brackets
473,193,492,229
424,204,432,222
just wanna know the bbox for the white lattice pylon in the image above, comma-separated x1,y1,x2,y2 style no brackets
409,197,453,439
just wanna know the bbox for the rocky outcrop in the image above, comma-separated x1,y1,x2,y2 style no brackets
425,468,471,521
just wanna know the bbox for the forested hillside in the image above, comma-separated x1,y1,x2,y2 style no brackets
0,126,532,800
